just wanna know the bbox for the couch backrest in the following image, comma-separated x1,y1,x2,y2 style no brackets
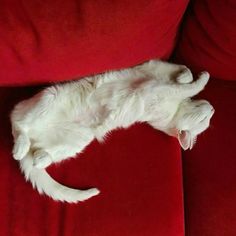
175,0,236,81
0,0,188,86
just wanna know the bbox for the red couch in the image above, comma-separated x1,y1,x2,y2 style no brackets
0,0,235,235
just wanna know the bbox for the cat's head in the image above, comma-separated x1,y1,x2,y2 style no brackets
173,99,215,150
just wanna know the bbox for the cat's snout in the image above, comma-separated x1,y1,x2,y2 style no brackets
201,102,215,116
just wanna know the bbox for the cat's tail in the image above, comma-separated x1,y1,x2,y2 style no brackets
19,154,100,203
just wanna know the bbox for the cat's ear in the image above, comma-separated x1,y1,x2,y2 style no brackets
177,130,193,150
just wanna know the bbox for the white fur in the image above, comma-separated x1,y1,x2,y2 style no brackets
10,60,214,203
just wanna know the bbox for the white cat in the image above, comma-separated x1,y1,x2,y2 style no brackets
10,60,214,203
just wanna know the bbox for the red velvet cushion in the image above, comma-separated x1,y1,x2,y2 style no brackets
0,87,184,236
175,0,236,81
0,0,188,86
182,79,236,235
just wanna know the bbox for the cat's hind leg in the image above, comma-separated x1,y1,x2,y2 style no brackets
32,145,82,169
13,133,30,160
33,149,53,169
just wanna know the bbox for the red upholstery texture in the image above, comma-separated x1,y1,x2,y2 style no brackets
175,0,236,81
182,79,236,236
0,88,184,236
0,0,188,86
174,1,236,234
2,0,236,235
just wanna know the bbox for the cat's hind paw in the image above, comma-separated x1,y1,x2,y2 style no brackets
33,149,52,169
13,134,30,160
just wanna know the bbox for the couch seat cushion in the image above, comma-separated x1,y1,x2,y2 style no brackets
0,87,184,236
182,79,236,236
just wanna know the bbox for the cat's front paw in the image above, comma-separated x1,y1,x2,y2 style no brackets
33,149,53,169
176,68,193,84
